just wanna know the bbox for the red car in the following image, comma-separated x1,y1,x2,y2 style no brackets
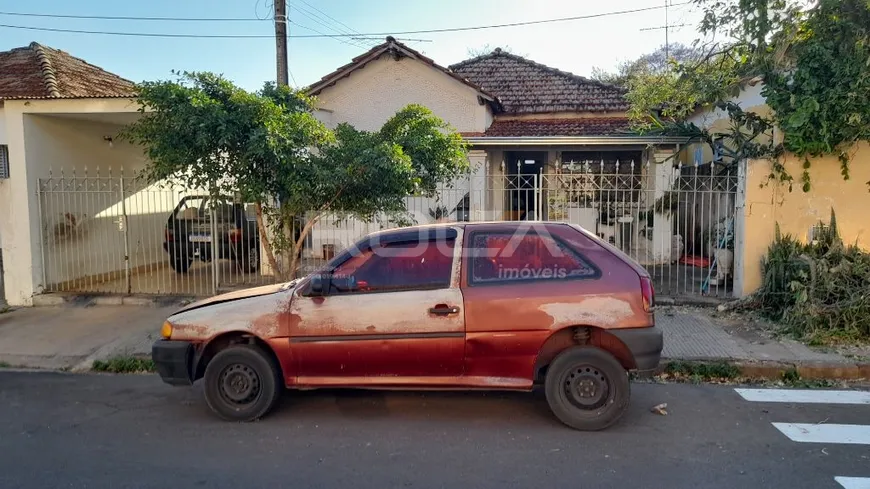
153,222,662,430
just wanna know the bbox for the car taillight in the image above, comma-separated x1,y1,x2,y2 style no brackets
640,276,655,312
165,229,174,242
229,228,242,243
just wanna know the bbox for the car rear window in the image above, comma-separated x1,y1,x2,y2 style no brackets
468,232,598,285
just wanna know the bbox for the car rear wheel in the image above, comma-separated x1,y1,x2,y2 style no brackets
203,344,282,422
169,251,193,274
544,346,630,431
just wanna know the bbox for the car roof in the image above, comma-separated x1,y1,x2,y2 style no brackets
368,221,569,238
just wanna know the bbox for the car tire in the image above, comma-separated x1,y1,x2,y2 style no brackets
169,252,192,274
203,344,283,422
544,346,630,431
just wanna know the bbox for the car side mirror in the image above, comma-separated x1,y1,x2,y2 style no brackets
309,274,327,296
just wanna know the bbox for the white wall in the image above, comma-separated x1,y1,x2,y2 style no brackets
21,114,177,288
314,54,490,134
0,107,7,144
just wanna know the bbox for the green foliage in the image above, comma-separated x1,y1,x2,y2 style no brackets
762,0,870,183
92,356,156,373
0,361,11,368
626,0,870,188
592,43,703,87
755,210,870,344
124,73,467,277
662,360,742,382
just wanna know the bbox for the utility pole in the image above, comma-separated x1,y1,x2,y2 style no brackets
275,0,289,86
664,0,669,60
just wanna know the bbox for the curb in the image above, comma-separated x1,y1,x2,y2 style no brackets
32,293,194,308
658,359,870,381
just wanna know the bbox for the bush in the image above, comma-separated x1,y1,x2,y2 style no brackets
755,210,870,343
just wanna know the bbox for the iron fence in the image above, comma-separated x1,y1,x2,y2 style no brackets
37,160,742,298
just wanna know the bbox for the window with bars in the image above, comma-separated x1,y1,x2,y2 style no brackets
0,145,8,179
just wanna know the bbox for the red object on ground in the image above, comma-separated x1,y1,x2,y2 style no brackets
679,255,710,268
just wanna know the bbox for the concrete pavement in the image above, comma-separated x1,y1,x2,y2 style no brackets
0,371,868,488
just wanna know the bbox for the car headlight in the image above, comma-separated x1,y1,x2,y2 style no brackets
161,321,173,339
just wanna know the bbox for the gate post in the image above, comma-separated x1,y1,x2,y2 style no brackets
119,176,132,294
732,158,748,298
210,205,219,296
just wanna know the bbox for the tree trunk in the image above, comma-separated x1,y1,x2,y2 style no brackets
289,214,321,279
254,202,282,278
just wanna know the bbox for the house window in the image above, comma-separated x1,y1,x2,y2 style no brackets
0,145,9,179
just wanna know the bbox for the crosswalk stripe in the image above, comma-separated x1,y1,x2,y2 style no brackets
773,423,870,445
735,388,870,405
835,477,870,489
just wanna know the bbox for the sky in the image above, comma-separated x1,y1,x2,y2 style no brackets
0,0,705,91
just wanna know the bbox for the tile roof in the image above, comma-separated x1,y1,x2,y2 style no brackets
483,118,632,137
308,37,499,107
450,49,629,114
0,42,135,100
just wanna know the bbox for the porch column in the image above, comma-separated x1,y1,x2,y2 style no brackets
651,149,677,264
467,149,486,222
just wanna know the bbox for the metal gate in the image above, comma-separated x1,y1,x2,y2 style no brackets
37,170,276,296
37,161,741,299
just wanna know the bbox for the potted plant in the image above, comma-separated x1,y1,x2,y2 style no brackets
708,219,734,285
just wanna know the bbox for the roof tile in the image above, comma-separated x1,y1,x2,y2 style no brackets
450,49,628,114
483,118,632,137
0,42,135,100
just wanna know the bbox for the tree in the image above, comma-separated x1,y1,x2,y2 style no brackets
465,44,522,58
591,43,703,86
625,0,870,190
124,72,468,278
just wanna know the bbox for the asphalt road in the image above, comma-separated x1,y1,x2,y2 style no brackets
1,371,868,489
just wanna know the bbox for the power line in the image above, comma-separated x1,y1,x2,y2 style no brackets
293,0,379,47
289,4,369,49
0,3,690,39
291,20,368,49
0,10,267,22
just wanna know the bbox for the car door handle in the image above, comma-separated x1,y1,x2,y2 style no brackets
429,304,460,316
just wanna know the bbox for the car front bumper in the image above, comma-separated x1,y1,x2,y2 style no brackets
152,340,195,386
610,326,663,372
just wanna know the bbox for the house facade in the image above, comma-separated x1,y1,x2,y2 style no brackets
0,43,151,305
307,38,724,298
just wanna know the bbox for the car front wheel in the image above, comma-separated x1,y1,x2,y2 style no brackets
544,346,630,431
203,344,283,421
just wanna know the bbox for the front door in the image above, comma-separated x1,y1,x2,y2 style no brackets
505,151,546,220
289,230,465,382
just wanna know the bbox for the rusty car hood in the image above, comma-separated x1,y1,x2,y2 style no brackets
173,280,300,315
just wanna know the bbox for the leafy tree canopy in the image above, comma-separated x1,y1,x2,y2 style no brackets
124,71,468,277
621,0,870,191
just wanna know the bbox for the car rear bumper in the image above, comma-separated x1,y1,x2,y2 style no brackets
610,326,663,372
152,340,195,386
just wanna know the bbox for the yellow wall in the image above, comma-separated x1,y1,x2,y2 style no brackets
739,142,870,295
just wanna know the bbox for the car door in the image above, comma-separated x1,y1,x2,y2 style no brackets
289,227,465,382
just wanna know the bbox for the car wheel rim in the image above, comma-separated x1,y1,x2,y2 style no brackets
563,365,609,410
218,363,261,405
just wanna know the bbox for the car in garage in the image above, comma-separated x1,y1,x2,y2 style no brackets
152,221,662,430
163,195,260,274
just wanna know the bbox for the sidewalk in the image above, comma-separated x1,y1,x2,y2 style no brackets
0,301,867,377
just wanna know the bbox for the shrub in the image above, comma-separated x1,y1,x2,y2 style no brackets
755,210,870,343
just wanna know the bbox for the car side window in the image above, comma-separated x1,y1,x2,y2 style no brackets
469,232,598,285
329,238,455,294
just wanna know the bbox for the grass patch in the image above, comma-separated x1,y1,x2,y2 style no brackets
92,356,155,374
0,361,11,368
779,367,838,388
0,306,10,314
659,361,741,384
